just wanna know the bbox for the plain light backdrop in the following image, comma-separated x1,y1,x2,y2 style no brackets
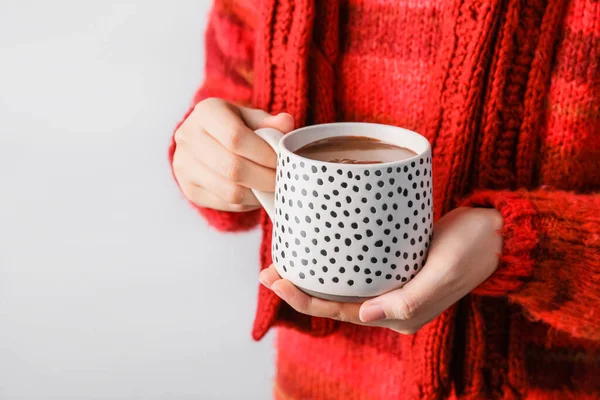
0,1,274,399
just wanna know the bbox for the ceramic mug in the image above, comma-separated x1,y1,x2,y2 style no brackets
252,122,433,302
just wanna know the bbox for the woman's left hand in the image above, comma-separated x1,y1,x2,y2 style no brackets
259,207,503,334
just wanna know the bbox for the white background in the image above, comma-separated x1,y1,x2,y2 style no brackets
0,1,274,399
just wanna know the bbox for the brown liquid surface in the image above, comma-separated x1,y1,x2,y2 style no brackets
295,136,417,164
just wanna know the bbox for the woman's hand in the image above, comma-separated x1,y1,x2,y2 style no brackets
172,98,294,211
259,207,503,334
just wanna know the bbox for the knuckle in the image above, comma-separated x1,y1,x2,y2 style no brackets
195,97,221,112
171,156,186,177
223,185,246,205
393,295,420,321
174,127,186,144
223,121,246,151
180,184,196,202
222,154,243,182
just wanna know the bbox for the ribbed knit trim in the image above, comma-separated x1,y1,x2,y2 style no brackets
463,190,538,296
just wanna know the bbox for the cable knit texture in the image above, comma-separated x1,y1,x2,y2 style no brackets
170,0,600,398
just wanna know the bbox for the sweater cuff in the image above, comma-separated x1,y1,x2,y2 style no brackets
462,190,539,296
251,219,337,340
169,107,261,232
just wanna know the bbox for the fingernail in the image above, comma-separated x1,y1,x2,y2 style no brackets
360,305,386,322
277,112,293,118
272,285,286,301
258,276,270,289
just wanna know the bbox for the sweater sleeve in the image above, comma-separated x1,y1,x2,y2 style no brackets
464,189,600,341
168,0,261,232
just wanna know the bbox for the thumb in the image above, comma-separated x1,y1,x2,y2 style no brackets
238,106,295,133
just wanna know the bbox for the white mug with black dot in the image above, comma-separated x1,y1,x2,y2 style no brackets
252,122,433,302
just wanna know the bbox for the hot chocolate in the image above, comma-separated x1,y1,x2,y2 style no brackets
294,136,417,164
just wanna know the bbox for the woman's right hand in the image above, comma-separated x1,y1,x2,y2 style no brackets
172,98,295,212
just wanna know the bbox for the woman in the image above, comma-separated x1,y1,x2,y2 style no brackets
170,0,600,398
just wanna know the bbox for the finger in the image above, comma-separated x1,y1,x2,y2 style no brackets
238,107,295,133
359,248,455,324
180,183,259,212
198,99,280,169
185,130,277,192
258,264,281,288
178,153,260,206
269,277,364,324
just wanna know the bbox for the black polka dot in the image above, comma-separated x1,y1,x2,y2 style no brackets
320,250,327,256
354,265,360,272
335,233,341,239
358,255,364,261
386,274,392,279
391,264,397,270
366,278,373,284
375,170,382,176
344,210,350,217
341,182,348,188
322,166,327,172
310,269,315,276
332,277,339,283
362,245,369,252
328,176,335,183
346,255,353,261
363,217,370,223
385,246,391,253
322,266,328,272
354,234,363,240
377,181,384,188
365,268,372,275
299,272,306,279
317,178,323,185
366,230,374,237
375,271,382,276
374,240,383,247
375,193,382,200
347,171,353,179
351,222,358,229
311,166,317,173
362,198,368,203
384,229,391,235
348,280,354,286
319,278,324,284
337,169,343,175
339,267,345,273
332,190,339,196
353,186,359,192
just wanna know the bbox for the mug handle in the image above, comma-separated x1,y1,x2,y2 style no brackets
251,128,285,220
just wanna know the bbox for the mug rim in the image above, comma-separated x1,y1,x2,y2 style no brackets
279,122,431,169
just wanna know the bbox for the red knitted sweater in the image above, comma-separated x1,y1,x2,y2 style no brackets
169,1,600,399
